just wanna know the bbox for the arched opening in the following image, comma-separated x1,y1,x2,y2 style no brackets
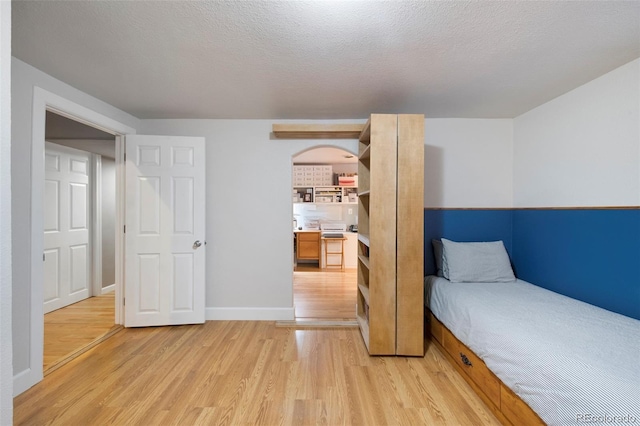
291,146,359,321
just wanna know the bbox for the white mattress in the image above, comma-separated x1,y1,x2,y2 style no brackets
425,276,640,426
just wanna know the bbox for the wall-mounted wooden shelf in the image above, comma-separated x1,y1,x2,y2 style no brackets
272,124,365,139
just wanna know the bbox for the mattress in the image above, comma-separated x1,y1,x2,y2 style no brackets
425,276,640,426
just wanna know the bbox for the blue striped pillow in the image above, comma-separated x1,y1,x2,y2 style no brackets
441,238,516,283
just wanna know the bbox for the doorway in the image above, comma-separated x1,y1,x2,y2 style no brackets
15,86,135,396
292,147,358,321
42,111,120,373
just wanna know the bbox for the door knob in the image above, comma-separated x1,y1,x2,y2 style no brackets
193,240,202,249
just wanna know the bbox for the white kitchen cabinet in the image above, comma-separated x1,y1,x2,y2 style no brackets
343,233,358,268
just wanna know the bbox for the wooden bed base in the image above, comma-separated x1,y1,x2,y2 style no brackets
428,313,545,426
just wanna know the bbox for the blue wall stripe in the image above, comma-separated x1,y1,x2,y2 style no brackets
512,209,640,320
424,208,640,320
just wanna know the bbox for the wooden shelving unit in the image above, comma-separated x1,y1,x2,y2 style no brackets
356,114,424,356
272,123,364,139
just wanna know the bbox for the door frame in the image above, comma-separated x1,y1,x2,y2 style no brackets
290,145,358,319
18,87,135,395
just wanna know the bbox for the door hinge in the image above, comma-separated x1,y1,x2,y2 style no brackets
124,225,126,233
124,153,126,162
123,298,125,306
43,253,45,261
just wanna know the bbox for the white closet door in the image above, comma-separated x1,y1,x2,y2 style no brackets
43,142,92,313
124,135,205,327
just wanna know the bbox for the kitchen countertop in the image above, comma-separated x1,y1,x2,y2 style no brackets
293,229,358,233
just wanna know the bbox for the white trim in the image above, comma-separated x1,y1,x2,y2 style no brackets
12,369,33,397
92,154,103,297
101,284,115,294
25,91,46,395
114,135,125,326
19,87,135,396
206,307,295,321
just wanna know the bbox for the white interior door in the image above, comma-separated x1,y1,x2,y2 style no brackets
124,135,205,327
43,142,92,313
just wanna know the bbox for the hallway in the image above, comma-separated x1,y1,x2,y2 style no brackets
44,292,119,373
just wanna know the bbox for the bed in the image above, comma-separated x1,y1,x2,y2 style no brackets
425,239,640,426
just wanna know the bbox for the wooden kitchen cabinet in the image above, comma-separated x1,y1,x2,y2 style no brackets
296,231,320,260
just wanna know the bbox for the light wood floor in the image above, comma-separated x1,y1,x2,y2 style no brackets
293,269,357,320
44,292,116,372
14,321,500,426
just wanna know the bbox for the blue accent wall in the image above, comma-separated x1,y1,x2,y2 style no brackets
512,209,640,320
424,208,640,320
424,209,513,276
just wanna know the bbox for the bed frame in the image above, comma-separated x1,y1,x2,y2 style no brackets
428,312,545,426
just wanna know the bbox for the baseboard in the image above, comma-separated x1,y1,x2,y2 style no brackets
13,367,39,397
101,284,115,294
275,319,358,328
206,306,295,321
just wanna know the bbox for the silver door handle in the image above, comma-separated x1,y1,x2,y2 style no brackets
193,240,202,249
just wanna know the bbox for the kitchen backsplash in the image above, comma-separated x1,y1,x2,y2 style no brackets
293,203,357,230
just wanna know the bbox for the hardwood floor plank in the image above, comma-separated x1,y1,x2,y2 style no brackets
15,321,500,426
293,270,357,320
44,292,116,372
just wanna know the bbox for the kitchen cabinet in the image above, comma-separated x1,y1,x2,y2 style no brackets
295,231,320,261
293,165,332,187
343,233,358,268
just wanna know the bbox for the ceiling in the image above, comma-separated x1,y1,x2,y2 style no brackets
12,1,640,120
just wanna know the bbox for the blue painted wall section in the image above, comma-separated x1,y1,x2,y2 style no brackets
424,209,513,276
424,208,640,320
512,209,640,320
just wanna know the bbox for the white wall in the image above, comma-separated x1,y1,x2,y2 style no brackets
514,58,640,207
139,120,359,318
140,118,514,314
331,163,358,175
424,119,514,208
11,58,139,393
0,2,13,423
101,158,116,287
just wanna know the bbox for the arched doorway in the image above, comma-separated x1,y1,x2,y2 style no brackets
291,146,359,321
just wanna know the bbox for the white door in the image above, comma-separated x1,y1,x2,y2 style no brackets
43,142,92,313
124,135,205,327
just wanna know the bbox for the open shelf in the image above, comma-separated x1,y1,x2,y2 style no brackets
359,144,371,160
359,118,371,143
273,123,364,139
356,313,370,351
357,233,370,247
358,284,370,304
357,254,370,270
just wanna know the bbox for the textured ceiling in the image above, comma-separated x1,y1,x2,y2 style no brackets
12,1,640,120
